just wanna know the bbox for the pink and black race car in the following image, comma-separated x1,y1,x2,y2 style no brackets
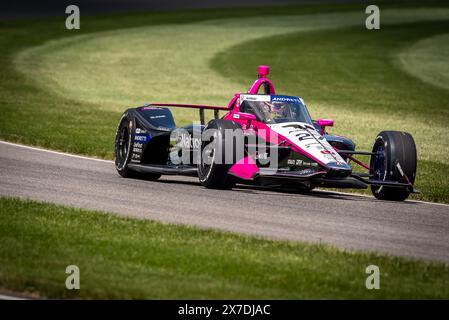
115,65,417,201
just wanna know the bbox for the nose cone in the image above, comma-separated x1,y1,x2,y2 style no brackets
326,161,352,177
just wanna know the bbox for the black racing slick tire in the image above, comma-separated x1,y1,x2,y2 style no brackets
114,111,161,180
197,119,243,189
370,131,417,201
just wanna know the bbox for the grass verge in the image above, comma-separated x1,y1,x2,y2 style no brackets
0,196,448,299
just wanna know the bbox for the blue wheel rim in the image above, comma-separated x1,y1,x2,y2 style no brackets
373,144,386,180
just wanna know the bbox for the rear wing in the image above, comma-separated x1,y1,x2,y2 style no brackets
149,103,230,125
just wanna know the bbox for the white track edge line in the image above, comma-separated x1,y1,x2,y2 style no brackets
317,189,449,207
0,140,113,163
1,140,448,207
0,294,27,300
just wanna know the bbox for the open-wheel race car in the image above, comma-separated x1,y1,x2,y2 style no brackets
115,65,418,201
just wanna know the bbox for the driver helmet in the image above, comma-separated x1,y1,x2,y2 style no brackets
270,102,286,117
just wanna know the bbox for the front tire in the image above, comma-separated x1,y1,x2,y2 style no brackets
197,119,243,189
370,131,416,201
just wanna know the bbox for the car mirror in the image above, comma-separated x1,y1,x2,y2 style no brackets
317,119,334,127
316,119,334,135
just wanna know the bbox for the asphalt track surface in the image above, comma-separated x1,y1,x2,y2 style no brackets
1,141,449,263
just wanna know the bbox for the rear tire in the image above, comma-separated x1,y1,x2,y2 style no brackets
114,111,161,180
197,119,243,189
370,131,416,201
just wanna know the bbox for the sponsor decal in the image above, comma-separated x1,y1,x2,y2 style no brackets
239,94,303,106
239,94,271,104
321,149,341,163
271,95,300,103
133,147,143,153
245,96,258,101
141,106,162,110
135,128,147,134
178,133,201,149
150,115,166,119
396,162,405,177
269,122,347,167
297,168,316,175
133,142,143,148
287,159,318,167
131,153,141,160
304,161,318,167
134,135,149,142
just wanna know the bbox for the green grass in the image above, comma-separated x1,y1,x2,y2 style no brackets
399,32,449,90
1,196,448,299
0,3,449,200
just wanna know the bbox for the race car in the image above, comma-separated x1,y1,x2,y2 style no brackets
114,65,417,201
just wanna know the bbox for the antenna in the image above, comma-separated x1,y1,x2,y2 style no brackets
257,65,269,78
